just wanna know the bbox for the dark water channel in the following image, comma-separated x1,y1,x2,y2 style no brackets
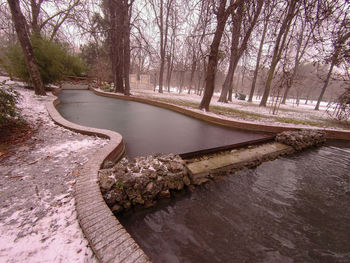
119,142,350,263
57,90,270,158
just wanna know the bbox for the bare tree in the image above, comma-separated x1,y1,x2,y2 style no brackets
218,0,263,103
248,0,275,102
259,0,299,107
149,0,174,93
314,5,350,110
7,0,45,95
199,0,238,111
281,0,332,104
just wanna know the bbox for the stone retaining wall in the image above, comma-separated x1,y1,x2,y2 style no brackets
91,88,350,141
46,93,150,263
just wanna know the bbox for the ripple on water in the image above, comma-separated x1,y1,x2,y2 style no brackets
118,143,350,263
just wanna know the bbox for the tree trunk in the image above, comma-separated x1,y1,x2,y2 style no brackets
219,0,263,103
115,1,124,93
315,60,335,110
199,0,235,111
108,0,123,93
157,0,172,93
8,0,46,95
30,0,41,36
260,0,298,107
123,1,131,96
248,20,267,102
188,53,196,94
218,1,243,103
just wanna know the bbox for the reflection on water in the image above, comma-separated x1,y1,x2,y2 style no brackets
118,142,350,263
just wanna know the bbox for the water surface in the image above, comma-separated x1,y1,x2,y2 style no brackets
57,90,270,158
119,142,350,263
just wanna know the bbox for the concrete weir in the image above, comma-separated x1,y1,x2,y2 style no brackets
186,142,294,185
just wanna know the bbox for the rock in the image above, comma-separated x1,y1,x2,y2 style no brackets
123,201,131,210
275,130,326,151
167,161,184,172
100,153,188,213
149,171,158,179
145,182,154,193
132,165,140,173
183,176,191,186
111,204,123,213
175,180,184,191
99,171,116,192
144,200,156,208
102,161,114,169
132,195,145,205
159,190,171,198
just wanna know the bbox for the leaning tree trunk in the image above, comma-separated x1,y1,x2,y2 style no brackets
199,0,234,111
315,59,335,111
259,0,298,107
7,0,46,95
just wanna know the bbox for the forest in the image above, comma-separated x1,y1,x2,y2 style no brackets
0,0,349,113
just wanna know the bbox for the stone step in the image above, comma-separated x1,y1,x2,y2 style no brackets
186,142,294,185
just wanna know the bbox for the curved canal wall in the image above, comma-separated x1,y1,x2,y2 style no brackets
91,88,350,141
46,90,150,263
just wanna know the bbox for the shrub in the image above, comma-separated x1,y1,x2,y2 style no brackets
0,80,21,129
4,37,86,85
100,83,114,92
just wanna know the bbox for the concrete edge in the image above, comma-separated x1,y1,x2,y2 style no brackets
92,88,350,141
45,91,151,263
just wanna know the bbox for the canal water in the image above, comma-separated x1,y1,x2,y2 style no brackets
57,90,270,158
119,142,350,263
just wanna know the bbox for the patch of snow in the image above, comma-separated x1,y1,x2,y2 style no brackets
0,81,109,263
130,88,347,131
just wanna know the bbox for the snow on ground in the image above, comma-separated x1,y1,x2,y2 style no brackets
130,88,346,130
0,80,108,262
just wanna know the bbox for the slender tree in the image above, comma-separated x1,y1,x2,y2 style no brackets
7,0,46,95
218,0,263,103
149,0,174,93
199,0,237,111
259,0,299,107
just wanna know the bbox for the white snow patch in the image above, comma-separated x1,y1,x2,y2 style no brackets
0,81,106,262
36,138,106,158
0,198,96,263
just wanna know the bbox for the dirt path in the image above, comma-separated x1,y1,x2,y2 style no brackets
0,86,107,262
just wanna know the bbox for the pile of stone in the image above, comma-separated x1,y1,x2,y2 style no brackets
99,154,190,213
275,129,326,151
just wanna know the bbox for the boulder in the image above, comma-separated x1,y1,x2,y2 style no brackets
99,170,116,193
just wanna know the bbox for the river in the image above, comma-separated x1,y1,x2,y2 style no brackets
119,141,350,263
